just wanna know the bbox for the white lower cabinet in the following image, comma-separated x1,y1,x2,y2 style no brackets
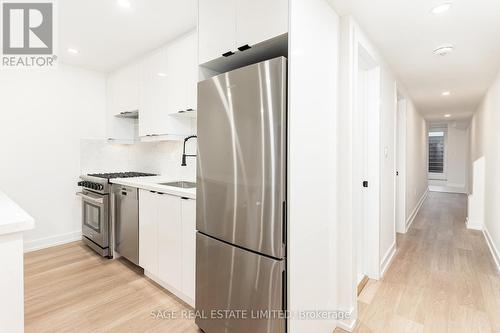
158,193,182,289
181,198,196,301
138,190,159,276
138,189,196,306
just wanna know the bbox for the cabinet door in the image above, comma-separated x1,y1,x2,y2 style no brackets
182,32,198,112
236,0,288,48
158,194,182,289
198,0,236,64
139,190,158,275
139,48,167,137
181,198,196,300
109,62,140,115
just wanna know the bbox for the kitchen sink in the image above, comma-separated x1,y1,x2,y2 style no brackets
158,181,196,189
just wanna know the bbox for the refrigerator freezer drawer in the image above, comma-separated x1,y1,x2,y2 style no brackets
195,232,285,333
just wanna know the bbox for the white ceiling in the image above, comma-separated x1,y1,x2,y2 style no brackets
329,0,500,120
58,0,196,73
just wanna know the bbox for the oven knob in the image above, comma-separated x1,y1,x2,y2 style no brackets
91,183,97,190
99,184,104,190
77,181,83,186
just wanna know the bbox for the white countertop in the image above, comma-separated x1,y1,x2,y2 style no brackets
0,190,35,236
110,176,196,199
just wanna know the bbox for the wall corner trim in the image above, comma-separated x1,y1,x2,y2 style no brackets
405,188,429,232
24,231,82,253
483,227,500,273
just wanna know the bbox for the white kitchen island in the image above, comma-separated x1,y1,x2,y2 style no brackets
0,190,35,333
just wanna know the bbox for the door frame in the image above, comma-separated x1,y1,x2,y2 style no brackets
395,95,407,233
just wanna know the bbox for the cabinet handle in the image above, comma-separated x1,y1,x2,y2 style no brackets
237,44,251,52
222,51,235,57
181,197,190,200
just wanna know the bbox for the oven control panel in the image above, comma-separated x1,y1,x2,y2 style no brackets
78,181,104,191
77,179,109,194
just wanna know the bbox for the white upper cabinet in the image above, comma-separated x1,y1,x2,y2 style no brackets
139,32,196,138
198,0,236,65
106,62,140,141
198,0,288,65
108,62,140,115
236,0,288,48
139,48,166,137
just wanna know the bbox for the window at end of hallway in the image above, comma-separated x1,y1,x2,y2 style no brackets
429,131,445,173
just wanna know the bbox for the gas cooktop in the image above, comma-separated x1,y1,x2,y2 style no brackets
87,172,157,180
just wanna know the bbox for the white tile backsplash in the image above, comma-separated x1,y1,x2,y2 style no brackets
80,139,197,180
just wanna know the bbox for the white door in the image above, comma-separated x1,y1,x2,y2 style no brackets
139,190,159,275
198,0,236,64
236,0,288,48
158,194,182,289
355,51,381,281
181,198,196,301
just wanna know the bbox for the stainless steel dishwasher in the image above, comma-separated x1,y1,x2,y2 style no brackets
112,184,139,265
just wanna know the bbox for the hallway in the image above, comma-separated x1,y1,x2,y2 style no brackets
338,192,500,332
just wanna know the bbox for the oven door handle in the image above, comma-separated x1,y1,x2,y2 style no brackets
76,192,104,205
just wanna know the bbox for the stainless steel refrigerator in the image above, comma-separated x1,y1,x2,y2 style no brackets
196,57,287,333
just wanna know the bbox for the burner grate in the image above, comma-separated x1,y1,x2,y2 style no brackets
88,172,157,179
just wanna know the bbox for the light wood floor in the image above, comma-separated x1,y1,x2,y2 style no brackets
336,191,500,333
24,242,201,333
25,192,500,332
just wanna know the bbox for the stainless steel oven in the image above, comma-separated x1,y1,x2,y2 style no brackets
77,172,156,258
77,189,109,256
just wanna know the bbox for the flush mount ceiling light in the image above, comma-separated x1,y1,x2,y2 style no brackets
67,48,79,54
431,2,452,15
442,91,451,96
444,114,451,118
433,45,454,56
157,72,167,77
117,0,131,8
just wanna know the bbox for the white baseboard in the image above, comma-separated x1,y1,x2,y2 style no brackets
144,270,194,308
24,231,82,253
405,189,428,232
483,227,500,272
336,307,356,332
380,241,397,278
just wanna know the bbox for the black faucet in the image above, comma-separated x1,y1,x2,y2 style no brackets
181,135,197,166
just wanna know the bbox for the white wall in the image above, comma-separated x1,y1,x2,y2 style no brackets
288,0,339,332
378,61,397,274
337,15,405,330
0,65,107,251
470,69,500,269
405,100,428,225
447,124,469,190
